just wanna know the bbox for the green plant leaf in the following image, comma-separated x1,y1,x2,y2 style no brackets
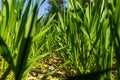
0,36,13,66
32,14,55,42
23,52,51,78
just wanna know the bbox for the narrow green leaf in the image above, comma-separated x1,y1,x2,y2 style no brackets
80,26,90,39
23,52,51,78
58,12,65,31
32,14,55,42
100,8,107,22
0,36,13,66
44,14,55,27
32,26,51,42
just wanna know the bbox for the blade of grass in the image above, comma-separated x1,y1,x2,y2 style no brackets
32,14,55,42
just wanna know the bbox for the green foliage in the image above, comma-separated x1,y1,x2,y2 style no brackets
52,0,120,79
0,0,120,80
47,0,65,13
0,0,54,80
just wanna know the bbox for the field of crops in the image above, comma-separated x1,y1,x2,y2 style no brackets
0,0,120,80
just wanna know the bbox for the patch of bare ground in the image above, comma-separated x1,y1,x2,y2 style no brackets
27,54,77,80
